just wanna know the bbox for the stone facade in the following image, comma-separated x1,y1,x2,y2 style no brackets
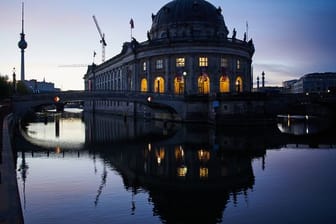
84,0,254,96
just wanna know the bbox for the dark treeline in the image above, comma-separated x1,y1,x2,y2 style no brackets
0,75,30,100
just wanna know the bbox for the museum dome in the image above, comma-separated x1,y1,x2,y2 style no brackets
149,0,229,41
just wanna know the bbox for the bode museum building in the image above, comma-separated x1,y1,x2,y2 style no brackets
84,0,255,122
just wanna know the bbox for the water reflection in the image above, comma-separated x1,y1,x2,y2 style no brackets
97,142,257,223
17,111,336,223
277,114,331,136
89,113,275,223
20,109,85,149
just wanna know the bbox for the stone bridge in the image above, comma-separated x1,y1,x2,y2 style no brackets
11,91,336,124
11,91,190,119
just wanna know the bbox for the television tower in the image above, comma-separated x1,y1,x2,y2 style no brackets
18,2,28,81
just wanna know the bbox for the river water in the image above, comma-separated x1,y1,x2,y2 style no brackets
14,109,336,224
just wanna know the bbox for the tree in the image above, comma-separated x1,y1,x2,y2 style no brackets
16,81,31,95
0,75,12,99
0,75,31,99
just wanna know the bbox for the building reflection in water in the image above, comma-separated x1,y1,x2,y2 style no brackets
83,112,275,223
18,111,336,224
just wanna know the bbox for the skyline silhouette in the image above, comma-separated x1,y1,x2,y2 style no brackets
1,0,336,90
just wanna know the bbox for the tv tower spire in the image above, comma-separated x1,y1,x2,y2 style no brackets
18,2,28,81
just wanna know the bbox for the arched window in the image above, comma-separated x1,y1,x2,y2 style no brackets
235,76,243,93
140,78,148,92
219,75,230,93
198,73,210,94
154,76,165,93
174,75,184,94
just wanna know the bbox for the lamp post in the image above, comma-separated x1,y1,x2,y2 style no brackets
183,71,187,95
12,67,16,93
236,80,240,93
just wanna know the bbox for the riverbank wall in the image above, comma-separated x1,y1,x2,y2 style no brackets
0,105,24,224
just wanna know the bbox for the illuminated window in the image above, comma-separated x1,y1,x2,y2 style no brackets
177,166,188,177
198,149,210,162
237,59,241,70
235,76,243,93
143,62,147,71
155,148,165,165
174,146,184,160
140,78,148,92
154,76,165,93
200,167,209,178
174,76,184,94
199,57,208,67
220,75,230,93
198,74,210,94
176,57,185,67
156,59,163,69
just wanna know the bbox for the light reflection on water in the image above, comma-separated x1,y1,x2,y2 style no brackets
15,111,336,224
277,114,331,136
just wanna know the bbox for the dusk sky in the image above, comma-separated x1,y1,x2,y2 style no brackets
1,0,336,90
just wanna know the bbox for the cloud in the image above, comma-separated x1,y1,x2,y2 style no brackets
254,63,294,75
253,62,301,86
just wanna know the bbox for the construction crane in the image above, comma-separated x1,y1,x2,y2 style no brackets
92,15,107,63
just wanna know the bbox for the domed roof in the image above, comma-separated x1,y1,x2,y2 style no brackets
149,0,229,41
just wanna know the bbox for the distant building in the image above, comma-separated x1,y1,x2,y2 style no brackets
283,72,336,93
84,0,255,95
282,79,297,93
24,79,60,93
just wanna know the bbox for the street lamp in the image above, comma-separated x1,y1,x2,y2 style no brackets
236,80,240,93
12,67,16,93
183,71,187,95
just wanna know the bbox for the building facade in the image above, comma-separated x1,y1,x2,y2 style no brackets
83,0,255,121
24,79,60,93
84,0,254,95
283,72,336,93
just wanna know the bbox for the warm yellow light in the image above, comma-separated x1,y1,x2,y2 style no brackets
198,149,210,162
177,166,188,177
200,167,208,178
156,148,165,165
54,96,60,103
174,146,184,160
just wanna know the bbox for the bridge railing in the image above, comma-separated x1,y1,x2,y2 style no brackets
12,90,336,104
11,90,187,103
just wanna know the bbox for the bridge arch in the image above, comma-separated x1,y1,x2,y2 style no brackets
11,91,187,121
